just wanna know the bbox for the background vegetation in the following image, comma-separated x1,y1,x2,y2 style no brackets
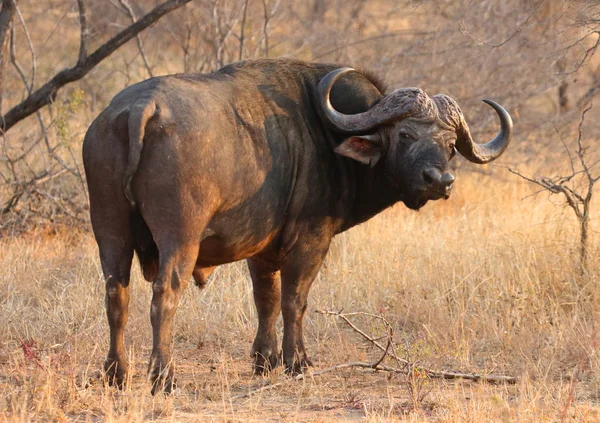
1,0,599,421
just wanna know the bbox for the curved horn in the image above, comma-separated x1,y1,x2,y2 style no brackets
318,68,432,133
455,99,513,164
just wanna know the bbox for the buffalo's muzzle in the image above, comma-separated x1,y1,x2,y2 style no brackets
422,168,454,199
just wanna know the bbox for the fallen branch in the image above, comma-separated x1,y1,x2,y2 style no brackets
235,359,515,400
316,309,517,385
234,309,517,399
317,309,409,369
234,361,404,400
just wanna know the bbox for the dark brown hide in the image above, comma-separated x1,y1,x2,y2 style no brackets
82,58,511,393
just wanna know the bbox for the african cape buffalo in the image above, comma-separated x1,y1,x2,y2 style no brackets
83,58,512,394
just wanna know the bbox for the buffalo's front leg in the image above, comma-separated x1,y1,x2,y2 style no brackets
148,242,198,395
248,259,281,374
280,237,330,374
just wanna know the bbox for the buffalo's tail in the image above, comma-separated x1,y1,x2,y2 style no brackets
122,99,156,207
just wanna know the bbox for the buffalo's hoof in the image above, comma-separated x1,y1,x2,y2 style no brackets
103,359,128,389
149,366,176,395
150,377,177,396
284,356,313,376
253,350,281,375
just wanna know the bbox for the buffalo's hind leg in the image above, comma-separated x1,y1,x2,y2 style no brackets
92,214,134,388
147,238,199,395
248,259,281,374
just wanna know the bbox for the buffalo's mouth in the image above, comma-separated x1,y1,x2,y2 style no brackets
403,195,428,211
403,189,449,211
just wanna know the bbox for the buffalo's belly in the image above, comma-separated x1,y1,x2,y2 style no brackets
195,230,279,267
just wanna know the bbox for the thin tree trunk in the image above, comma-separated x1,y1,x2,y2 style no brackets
581,214,589,274
0,0,16,116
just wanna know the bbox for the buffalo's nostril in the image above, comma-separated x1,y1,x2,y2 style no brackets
441,172,455,189
423,169,454,196
423,168,439,185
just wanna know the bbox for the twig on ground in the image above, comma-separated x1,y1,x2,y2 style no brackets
234,361,405,400
317,309,517,385
234,309,516,399
317,309,409,369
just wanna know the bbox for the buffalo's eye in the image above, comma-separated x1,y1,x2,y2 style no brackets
399,131,413,140
449,142,455,150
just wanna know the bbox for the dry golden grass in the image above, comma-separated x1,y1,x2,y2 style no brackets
1,170,600,422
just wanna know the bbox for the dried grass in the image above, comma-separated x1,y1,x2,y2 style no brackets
1,171,599,421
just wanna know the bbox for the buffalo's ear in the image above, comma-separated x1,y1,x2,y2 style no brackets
334,134,383,167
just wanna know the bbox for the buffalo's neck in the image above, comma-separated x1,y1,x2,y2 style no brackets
337,164,403,233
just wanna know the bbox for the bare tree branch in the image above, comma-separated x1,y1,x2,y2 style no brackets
310,30,438,61
0,0,16,115
0,0,192,135
115,0,154,77
0,0,14,55
510,104,597,273
565,31,600,76
458,4,539,49
10,20,84,179
11,3,37,96
238,0,249,61
77,0,88,65
261,0,270,58
211,1,240,68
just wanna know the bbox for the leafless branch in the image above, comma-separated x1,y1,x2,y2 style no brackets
9,26,30,95
14,3,35,93
115,0,154,77
1,168,67,215
261,0,270,58
10,24,79,178
317,309,409,369
0,0,16,115
310,30,437,61
0,0,191,135
510,104,597,273
256,0,281,59
211,1,240,68
0,0,15,56
372,329,393,369
238,0,249,61
459,3,539,49
77,0,88,65
565,31,600,75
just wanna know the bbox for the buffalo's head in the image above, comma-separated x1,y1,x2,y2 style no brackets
318,68,513,210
